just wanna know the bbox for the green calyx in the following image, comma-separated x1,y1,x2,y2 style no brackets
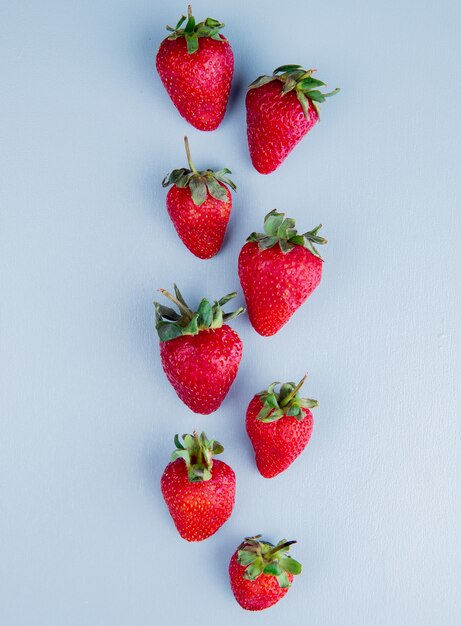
171,431,224,482
162,136,236,207
237,535,302,589
248,64,340,119
154,284,244,342
247,209,327,259
257,375,318,422
165,5,226,54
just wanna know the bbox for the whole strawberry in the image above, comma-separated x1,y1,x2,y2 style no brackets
229,535,302,611
246,375,317,478
246,65,339,173
161,432,236,541
238,209,327,336
156,6,234,131
154,285,244,414
162,137,236,259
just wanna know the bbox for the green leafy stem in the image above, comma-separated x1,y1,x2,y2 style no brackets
154,284,244,342
171,431,224,482
237,535,302,588
257,375,318,422
162,136,236,207
166,5,226,54
248,64,340,119
247,209,327,258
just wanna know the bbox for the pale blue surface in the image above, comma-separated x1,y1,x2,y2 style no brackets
1,1,460,624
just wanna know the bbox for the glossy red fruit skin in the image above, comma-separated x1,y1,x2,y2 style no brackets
166,184,232,259
156,37,234,131
229,551,293,610
161,459,235,541
238,242,322,336
246,395,314,478
246,80,318,174
159,325,243,414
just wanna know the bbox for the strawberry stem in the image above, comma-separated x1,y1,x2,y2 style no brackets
183,136,197,174
279,375,307,407
158,288,194,321
191,431,202,464
246,210,327,259
266,540,297,559
188,4,192,19
248,66,339,121
171,432,222,482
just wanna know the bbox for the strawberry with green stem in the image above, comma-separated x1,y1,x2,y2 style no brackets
161,432,236,541
246,375,318,478
229,535,302,610
156,5,234,131
246,65,339,173
238,209,327,336
154,285,244,414
162,136,236,259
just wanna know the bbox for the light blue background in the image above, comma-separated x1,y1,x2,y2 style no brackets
1,1,460,624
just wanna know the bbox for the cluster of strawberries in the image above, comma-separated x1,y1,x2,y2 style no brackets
155,6,339,612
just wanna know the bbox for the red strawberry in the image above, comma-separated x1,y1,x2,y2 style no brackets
229,535,302,611
246,375,318,478
162,136,236,259
161,432,236,541
154,285,244,414
246,65,339,173
156,6,234,131
238,209,327,336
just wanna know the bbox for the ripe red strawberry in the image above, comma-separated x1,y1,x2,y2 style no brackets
154,285,244,414
162,136,236,259
229,535,302,611
246,375,318,478
238,209,327,336
246,65,339,173
156,6,234,131
161,432,236,541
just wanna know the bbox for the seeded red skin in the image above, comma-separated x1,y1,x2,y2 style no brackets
161,458,235,542
246,80,319,174
246,395,314,478
238,242,322,336
166,184,232,259
159,325,243,414
156,37,234,131
228,550,293,610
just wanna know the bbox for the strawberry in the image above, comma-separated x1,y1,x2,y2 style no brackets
162,136,236,259
156,6,234,131
154,285,244,414
238,209,327,336
161,432,236,541
229,535,302,611
246,65,339,173
246,375,318,478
